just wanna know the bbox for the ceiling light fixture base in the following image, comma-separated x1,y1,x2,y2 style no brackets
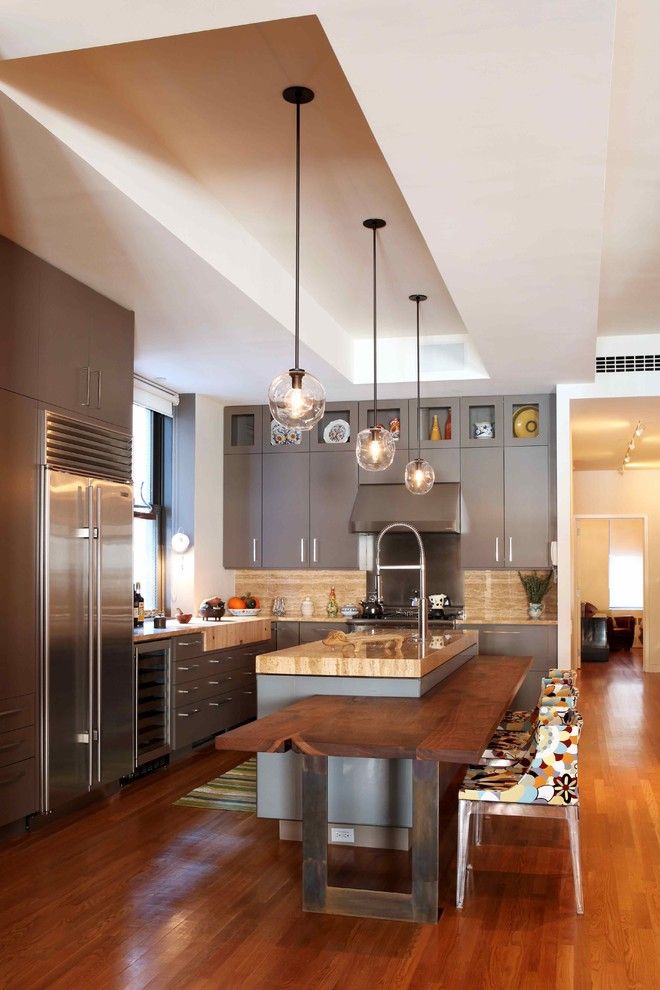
408,294,428,302
282,86,315,105
363,218,386,230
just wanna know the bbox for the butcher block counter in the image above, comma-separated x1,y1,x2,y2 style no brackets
133,615,270,647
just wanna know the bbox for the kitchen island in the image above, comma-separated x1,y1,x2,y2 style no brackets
253,626,479,848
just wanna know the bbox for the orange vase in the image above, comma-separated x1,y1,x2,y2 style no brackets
445,409,452,441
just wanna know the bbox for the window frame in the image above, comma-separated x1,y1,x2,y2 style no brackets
133,407,172,614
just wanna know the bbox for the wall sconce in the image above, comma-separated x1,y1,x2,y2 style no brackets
171,531,190,554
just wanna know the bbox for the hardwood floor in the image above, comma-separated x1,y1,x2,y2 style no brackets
0,651,657,990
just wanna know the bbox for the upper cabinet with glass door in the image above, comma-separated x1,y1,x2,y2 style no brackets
309,401,358,452
407,398,460,450
262,406,310,453
224,406,263,455
504,395,550,446
460,396,504,447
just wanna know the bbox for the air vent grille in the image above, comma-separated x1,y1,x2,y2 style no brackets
45,412,132,483
596,354,660,374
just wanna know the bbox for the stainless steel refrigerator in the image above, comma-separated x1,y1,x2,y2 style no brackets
41,412,134,811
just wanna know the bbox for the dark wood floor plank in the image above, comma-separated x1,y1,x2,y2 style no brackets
0,651,657,989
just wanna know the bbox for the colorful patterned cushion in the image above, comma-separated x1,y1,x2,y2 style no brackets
461,716,582,805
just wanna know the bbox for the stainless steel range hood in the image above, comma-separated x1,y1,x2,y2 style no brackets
349,483,460,534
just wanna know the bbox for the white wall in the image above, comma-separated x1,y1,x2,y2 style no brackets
575,518,609,610
573,471,656,669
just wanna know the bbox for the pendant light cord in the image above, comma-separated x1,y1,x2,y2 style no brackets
372,225,378,423
416,297,421,458
294,97,301,371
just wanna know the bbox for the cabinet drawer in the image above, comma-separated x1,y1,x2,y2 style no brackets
172,701,208,749
171,658,206,684
172,634,205,661
0,758,37,828
206,688,256,733
0,694,35,733
172,669,239,705
0,724,36,769
204,649,254,674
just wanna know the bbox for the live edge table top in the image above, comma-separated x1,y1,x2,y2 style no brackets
215,655,531,764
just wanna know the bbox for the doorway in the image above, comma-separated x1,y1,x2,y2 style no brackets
574,514,647,668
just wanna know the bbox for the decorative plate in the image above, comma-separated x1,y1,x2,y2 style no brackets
227,608,262,616
513,405,539,439
323,418,350,444
271,421,302,446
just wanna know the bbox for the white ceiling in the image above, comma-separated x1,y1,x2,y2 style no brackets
572,396,660,471
0,0,653,402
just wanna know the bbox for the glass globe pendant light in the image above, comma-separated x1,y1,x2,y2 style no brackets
355,219,396,471
267,86,325,430
404,294,435,494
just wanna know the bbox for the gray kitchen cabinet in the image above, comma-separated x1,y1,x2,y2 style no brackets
0,236,40,399
223,454,262,567
37,259,94,416
358,447,410,485
460,447,504,568
262,406,310,453
460,396,504,446
0,389,38,704
425,447,460,483
504,394,550,447
37,251,133,428
408,397,460,449
224,405,263,454
309,451,359,568
461,623,557,710
274,623,301,650
504,446,550,567
87,293,134,431
310,401,358,452
299,622,347,644
262,453,310,567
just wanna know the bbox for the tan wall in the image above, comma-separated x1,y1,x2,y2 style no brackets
575,518,609,611
573,470,656,670
232,569,368,619
464,569,557,623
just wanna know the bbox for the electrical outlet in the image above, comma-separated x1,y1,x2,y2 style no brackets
330,827,355,844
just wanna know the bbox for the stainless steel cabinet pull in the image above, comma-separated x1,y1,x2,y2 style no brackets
96,369,102,409
209,699,231,707
87,484,94,790
177,641,199,647
312,538,318,563
508,537,513,562
0,768,26,785
0,709,22,719
242,690,255,696
208,659,221,664
177,664,199,671
252,537,258,563
495,536,500,563
177,709,200,717
300,537,306,563
80,366,91,407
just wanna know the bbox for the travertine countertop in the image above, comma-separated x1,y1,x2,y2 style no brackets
256,628,478,679
133,616,267,643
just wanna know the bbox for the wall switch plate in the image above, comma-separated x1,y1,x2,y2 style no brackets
330,827,355,844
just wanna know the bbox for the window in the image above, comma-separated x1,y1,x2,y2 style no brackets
132,404,172,612
608,519,644,611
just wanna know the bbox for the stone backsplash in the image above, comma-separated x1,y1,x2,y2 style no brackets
464,569,557,623
232,570,368,618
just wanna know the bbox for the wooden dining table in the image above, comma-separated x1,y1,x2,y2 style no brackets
215,654,531,924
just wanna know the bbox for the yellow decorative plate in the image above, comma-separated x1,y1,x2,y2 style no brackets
513,405,539,439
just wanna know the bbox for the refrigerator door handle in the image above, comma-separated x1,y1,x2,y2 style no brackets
95,485,102,782
87,484,94,790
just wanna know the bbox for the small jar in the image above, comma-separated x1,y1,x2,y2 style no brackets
301,596,314,618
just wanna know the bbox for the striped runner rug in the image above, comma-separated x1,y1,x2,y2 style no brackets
174,757,257,812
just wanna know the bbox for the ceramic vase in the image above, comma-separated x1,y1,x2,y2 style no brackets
528,602,543,620
429,415,442,441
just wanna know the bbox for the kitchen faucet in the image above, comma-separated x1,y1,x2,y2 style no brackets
375,523,428,649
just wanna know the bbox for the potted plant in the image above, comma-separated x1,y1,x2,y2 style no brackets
518,570,553,620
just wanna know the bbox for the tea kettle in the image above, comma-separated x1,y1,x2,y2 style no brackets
360,593,384,620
